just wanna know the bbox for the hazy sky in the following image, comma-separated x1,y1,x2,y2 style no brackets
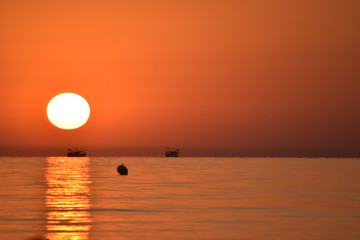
0,0,359,156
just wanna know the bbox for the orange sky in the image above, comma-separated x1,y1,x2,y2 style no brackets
0,0,359,156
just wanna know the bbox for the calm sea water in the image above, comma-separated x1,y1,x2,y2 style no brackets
0,157,359,240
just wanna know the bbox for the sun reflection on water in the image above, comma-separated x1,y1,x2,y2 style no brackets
45,157,92,240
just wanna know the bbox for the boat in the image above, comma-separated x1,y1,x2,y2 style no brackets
67,149,86,157
165,147,179,157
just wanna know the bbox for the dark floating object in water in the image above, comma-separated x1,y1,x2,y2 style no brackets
117,163,128,175
165,147,179,157
67,148,86,157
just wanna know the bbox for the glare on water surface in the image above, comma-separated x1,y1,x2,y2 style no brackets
45,157,92,240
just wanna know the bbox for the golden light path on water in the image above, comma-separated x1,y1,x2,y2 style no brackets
45,157,92,240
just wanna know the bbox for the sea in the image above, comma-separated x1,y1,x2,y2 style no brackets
0,157,359,240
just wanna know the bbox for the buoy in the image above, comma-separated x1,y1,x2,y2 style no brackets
117,163,128,175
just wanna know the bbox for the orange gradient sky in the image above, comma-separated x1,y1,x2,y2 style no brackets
0,0,359,156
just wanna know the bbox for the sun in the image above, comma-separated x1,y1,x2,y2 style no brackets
47,93,90,130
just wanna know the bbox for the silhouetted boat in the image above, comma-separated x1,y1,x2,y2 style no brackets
67,149,86,157
165,148,179,157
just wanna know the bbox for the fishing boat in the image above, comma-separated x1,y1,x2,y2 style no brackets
67,149,86,157
165,147,179,157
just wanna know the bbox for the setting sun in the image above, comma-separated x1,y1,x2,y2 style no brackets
47,93,90,130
